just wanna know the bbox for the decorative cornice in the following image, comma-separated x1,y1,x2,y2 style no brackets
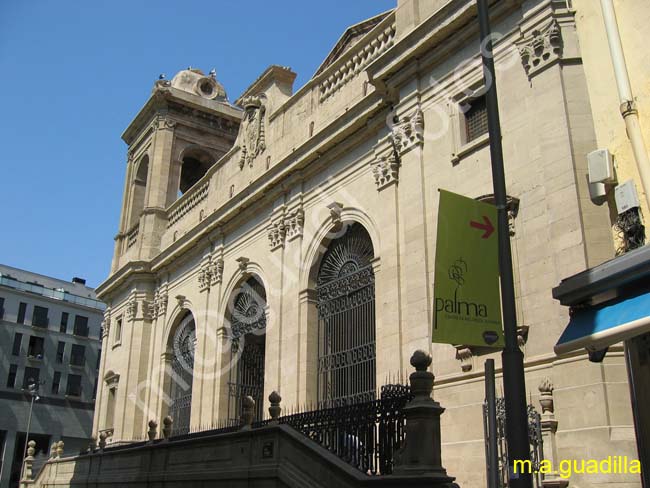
517,19,563,79
319,24,396,102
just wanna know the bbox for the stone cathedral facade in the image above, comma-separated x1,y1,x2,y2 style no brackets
95,1,642,486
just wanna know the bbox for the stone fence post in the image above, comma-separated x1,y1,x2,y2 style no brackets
241,396,255,430
538,378,569,488
20,440,36,487
393,350,459,487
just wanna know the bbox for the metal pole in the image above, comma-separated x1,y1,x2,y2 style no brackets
485,359,499,488
476,1,532,487
20,387,36,479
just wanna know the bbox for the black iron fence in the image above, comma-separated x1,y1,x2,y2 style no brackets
161,383,411,476
483,397,544,488
276,384,411,475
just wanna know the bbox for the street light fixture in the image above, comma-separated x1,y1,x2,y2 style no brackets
20,378,40,480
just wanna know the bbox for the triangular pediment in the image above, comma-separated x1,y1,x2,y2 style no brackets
314,10,393,77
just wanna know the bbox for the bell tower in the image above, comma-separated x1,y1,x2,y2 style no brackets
111,68,241,272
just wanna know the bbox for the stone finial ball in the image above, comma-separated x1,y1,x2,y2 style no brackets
269,391,282,404
243,395,255,407
163,416,173,426
410,350,432,371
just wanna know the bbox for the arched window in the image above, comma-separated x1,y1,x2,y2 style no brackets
129,155,148,226
316,223,376,407
167,310,196,436
226,276,266,422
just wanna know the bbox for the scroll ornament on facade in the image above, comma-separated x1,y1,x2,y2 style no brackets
238,95,266,169
517,19,563,79
268,208,305,250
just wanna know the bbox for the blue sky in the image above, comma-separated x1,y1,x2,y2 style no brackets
0,0,395,288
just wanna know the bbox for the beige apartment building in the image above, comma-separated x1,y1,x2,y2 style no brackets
92,0,649,486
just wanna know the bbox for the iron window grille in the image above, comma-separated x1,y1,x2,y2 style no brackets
316,223,376,408
465,95,489,143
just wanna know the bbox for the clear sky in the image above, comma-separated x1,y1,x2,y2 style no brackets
0,0,396,289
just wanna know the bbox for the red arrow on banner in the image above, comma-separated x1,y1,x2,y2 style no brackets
469,216,495,239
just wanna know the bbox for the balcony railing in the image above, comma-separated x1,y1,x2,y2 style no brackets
0,275,105,311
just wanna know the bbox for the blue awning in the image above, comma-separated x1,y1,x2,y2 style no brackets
555,291,650,355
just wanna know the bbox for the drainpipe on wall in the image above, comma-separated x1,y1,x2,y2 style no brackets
600,0,650,211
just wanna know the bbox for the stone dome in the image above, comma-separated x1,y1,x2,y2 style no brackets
170,68,227,101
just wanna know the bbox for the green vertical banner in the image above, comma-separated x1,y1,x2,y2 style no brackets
433,190,504,348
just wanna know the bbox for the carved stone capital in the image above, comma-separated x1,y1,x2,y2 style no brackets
209,258,224,286
267,219,286,251
390,107,424,155
517,19,563,79
285,208,305,242
372,151,400,190
125,294,137,322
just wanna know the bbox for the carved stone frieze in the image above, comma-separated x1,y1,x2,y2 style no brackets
152,284,168,318
238,96,266,169
391,107,424,155
517,20,563,79
142,300,153,320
